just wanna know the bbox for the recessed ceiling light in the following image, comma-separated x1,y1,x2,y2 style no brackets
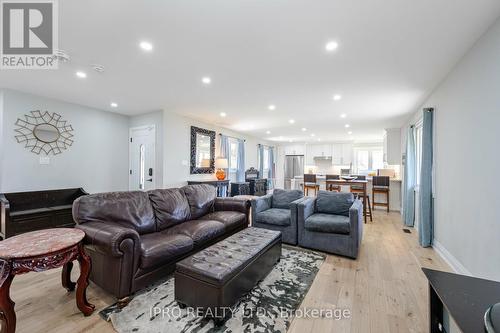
279,136,284,140
345,124,350,128
333,94,342,101
348,131,353,135
310,133,315,137
301,127,307,132
289,119,295,124
219,112,227,117
325,41,339,52
266,130,271,134
75,71,87,78
317,138,321,142
202,77,212,85
268,104,276,111
289,139,293,143
340,113,347,118
110,102,118,108
139,41,153,51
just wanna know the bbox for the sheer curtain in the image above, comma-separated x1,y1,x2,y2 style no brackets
236,139,245,182
419,108,434,247
403,126,416,226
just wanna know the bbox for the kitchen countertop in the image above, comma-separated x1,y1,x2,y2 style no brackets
293,175,402,182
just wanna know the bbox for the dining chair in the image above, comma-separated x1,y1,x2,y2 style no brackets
303,174,320,196
349,175,366,195
372,176,390,212
325,174,341,192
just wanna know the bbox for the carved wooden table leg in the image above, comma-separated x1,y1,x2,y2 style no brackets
0,261,15,333
75,244,95,316
62,261,76,292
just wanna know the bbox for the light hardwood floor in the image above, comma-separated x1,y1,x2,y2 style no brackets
7,211,450,333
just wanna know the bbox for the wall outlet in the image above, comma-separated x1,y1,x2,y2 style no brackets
39,157,50,165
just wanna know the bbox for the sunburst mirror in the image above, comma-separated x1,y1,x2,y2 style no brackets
15,110,74,155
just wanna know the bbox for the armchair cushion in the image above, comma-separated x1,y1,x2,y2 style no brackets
272,189,303,209
255,208,291,226
139,233,193,269
305,213,350,235
316,191,354,217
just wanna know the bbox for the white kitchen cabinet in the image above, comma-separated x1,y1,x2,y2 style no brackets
283,144,305,155
383,128,402,165
332,143,353,166
305,144,332,165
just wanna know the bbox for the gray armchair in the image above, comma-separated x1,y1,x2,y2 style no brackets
251,189,304,245
298,191,363,258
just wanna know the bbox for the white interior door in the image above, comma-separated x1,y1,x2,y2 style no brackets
129,125,156,191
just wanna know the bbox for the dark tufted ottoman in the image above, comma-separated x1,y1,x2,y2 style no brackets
175,227,282,324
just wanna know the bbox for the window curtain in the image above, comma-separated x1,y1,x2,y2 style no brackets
403,126,416,226
219,134,229,175
257,144,265,178
419,108,434,247
267,147,275,189
236,139,245,182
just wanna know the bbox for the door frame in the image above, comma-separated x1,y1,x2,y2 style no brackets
129,125,156,191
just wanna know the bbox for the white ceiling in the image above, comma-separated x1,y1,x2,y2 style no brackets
1,0,499,142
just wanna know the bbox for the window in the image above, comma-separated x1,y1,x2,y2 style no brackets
228,138,239,182
415,124,423,186
353,146,384,174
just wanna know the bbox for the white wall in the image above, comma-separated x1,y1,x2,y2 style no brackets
162,110,274,188
129,110,164,187
0,89,129,193
406,18,500,280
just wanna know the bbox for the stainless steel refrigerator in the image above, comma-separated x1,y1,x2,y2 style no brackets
284,155,304,190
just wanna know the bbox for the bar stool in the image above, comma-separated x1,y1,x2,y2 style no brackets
303,174,320,196
354,193,373,222
372,176,390,212
349,175,366,195
325,174,341,192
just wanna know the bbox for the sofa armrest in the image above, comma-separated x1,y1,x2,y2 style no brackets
251,194,272,214
298,197,316,222
349,199,364,242
214,197,249,214
75,222,140,258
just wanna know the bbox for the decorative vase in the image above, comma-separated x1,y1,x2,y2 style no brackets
216,169,226,180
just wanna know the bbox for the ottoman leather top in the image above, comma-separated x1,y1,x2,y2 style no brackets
176,227,281,286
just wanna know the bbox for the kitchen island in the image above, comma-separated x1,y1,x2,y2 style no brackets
291,175,402,212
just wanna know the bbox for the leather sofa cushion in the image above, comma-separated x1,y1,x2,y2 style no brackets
200,211,246,231
139,233,194,269
305,213,350,235
272,189,303,209
166,219,225,247
148,188,190,231
73,191,155,234
255,208,291,226
316,191,354,217
182,185,216,219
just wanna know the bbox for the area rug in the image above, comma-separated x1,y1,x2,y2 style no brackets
100,246,325,333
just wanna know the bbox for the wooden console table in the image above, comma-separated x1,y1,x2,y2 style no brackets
0,228,94,333
187,180,230,197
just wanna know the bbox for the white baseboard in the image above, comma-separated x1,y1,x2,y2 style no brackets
432,239,471,276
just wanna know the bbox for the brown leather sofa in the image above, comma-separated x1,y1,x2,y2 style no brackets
73,184,249,299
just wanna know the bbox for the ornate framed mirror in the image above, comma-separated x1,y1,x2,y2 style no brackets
14,111,74,155
190,126,215,174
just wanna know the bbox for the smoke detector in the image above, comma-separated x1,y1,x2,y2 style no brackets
52,49,70,62
92,64,105,73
